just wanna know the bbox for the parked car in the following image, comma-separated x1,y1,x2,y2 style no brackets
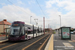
71,32,73,34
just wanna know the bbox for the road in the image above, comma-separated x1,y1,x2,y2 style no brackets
54,33,75,50
0,33,51,50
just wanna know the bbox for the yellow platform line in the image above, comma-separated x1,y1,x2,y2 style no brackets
38,35,50,50
45,34,54,50
22,34,48,50
48,34,53,50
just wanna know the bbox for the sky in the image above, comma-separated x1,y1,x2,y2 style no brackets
0,0,75,29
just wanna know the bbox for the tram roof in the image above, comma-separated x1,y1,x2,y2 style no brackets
25,22,38,27
12,21,39,28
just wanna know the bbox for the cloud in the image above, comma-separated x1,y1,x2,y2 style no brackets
46,1,52,8
28,0,35,5
1,0,75,29
18,1,24,4
0,5,43,27
45,0,75,29
46,0,59,8
46,0,75,10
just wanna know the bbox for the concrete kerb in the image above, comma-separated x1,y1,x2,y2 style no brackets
44,34,53,50
0,39,8,44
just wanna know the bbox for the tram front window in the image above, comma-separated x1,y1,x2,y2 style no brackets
10,27,20,35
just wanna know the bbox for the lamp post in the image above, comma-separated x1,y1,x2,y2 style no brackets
34,19,38,25
59,15,61,27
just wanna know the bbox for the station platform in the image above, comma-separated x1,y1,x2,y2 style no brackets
45,33,75,50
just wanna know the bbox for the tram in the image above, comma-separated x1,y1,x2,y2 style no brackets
8,21,43,41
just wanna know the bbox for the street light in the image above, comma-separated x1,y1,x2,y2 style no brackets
34,19,38,25
30,16,32,24
59,15,61,27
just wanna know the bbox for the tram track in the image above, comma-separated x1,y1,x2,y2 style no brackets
14,34,49,50
23,33,51,50
0,33,50,50
0,43,7,46
37,35,51,50
22,34,48,50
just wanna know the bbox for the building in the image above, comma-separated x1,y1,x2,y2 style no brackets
0,19,11,33
45,28,52,32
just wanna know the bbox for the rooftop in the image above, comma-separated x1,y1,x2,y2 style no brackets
0,19,11,25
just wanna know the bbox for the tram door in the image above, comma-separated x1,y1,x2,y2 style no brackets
25,27,31,39
25,27,28,39
25,31,28,40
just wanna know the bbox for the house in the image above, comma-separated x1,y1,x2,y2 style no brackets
0,19,11,33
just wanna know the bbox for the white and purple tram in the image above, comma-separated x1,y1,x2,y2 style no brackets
8,21,43,41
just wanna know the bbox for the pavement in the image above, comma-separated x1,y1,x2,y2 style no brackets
0,36,8,43
54,33,75,50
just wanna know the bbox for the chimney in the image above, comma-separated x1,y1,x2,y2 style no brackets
3,19,7,21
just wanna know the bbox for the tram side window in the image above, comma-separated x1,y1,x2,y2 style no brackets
21,27,24,35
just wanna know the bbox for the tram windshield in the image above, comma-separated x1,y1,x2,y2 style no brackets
10,27,20,35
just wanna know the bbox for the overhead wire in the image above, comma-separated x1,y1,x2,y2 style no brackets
35,0,46,27
36,0,46,17
7,0,32,16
